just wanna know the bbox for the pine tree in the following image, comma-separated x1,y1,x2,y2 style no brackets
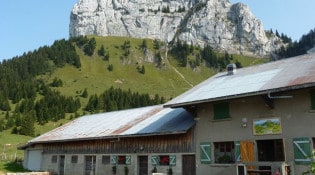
107,64,114,71
20,111,35,136
83,38,97,56
141,65,145,74
141,39,148,50
153,39,160,50
82,88,88,98
98,44,106,56
0,118,4,131
104,53,110,61
275,30,280,37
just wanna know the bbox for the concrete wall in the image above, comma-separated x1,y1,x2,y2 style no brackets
7,173,49,175
38,153,185,175
194,89,315,175
23,146,43,172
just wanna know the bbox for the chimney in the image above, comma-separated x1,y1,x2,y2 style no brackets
227,64,236,75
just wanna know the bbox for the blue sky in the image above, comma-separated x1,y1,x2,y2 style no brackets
0,0,315,61
230,0,315,40
0,0,77,61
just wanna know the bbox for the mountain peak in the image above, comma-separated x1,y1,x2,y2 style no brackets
69,0,282,57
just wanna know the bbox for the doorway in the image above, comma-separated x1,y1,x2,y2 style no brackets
257,139,284,161
138,156,148,175
59,155,65,175
85,156,96,175
182,155,196,175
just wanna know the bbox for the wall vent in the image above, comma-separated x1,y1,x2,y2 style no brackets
227,64,236,75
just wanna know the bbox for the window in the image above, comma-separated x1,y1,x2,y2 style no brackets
71,155,78,163
116,155,131,165
213,102,230,120
214,142,235,163
102,156,110,164
152,155,176,166
257,139,284,161
159,155,170,165
51,155,57,163
118,156,126,164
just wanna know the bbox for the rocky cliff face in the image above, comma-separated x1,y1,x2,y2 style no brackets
69,0,282,57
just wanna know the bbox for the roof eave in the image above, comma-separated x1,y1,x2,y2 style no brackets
18,129,193,150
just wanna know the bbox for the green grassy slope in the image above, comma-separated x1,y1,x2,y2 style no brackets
0,36,265,172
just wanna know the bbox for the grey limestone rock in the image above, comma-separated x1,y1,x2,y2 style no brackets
69,0,282,57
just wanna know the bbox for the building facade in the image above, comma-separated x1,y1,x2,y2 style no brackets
165,53,315,175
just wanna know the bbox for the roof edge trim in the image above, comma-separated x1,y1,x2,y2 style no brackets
164,82,315,108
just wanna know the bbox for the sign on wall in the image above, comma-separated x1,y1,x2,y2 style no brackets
253,117,282,135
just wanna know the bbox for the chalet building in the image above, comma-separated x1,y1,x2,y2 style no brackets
164,53,315,175
20,105,196,175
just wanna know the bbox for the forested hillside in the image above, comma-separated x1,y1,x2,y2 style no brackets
277,28,315,58
0,36,263,138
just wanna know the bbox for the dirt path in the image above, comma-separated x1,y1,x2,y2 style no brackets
171,65,194,87
164,50,194,88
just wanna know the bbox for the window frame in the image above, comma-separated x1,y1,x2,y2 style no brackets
51,155,57,163
102,155,110,165
115,155,131,165
214,141,235,164
159,155,170,166
71,155,78,164
151,155,176,166
118,156,126,165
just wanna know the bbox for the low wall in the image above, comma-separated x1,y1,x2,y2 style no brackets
7,172,50,175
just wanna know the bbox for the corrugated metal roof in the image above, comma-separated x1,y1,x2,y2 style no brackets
165,53,315,107
27,105,195,145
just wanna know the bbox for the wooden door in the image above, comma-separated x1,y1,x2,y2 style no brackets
138,156,148,175
240,141,255,170
182,155,196,175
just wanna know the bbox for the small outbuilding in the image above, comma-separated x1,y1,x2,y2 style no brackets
20,105,196,175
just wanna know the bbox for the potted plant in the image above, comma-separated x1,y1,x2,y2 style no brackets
151,166,157,173
303,150,315,174
167,166,173,175
112,165,117,175
218,155,231,163
124,166,129,175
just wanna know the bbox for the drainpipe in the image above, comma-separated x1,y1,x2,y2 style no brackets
267,92,293,99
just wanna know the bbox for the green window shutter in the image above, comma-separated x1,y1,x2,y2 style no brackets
213,102,230,120
125,155,131,165
293,138,312,164
200,142,211,164
234,141,241,162
169,155,176,166
151,155,159,165
310,90,315,110
111,155,117,165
